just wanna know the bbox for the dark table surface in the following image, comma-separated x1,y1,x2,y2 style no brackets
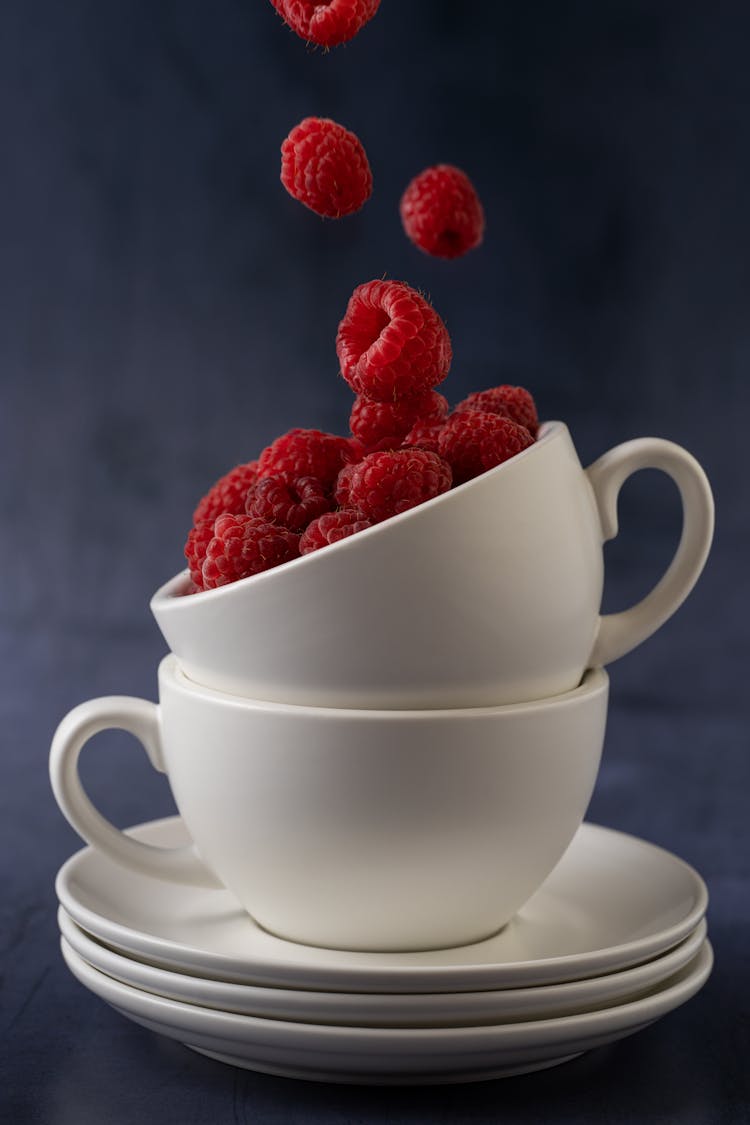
1,1,749,1121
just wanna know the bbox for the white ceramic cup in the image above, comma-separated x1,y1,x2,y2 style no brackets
151,422,713,709
50,657,609,953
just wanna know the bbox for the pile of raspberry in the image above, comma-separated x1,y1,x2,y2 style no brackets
184,279,539,591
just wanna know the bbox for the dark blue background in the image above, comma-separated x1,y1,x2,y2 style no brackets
1,2,748,1121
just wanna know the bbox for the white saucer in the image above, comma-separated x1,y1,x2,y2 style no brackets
60,937,713,1085
58,907,708,1029
56,818,708,993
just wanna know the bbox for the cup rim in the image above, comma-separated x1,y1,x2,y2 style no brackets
160,655,607,719
151,420,567,611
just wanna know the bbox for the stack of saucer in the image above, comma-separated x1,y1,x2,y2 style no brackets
55,816,711,1084
50,422,715,1083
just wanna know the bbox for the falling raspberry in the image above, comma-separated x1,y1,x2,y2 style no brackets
245,475,334,532
300,509,373,553
202,515,300,589
347,448,452,523
400,164,485,260
336,280,452,401
192,461,259,526
281,117,372,218
270,0,380,47
438,411,534,485
455,385,539,437
257,429,358,490
349,390,448,453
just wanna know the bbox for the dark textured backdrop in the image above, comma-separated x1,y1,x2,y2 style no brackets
1,2,748,1122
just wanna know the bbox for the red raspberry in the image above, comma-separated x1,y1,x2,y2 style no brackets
402,417,446,454
349,391,448,452
299,509,373,554
184,521,214,590
333,460,358,507
257,429,357,490
192,461,259,525
270,0,380,47
455,385,539,437
336,280,452,401
281,117,372,219
438,411,534,485
202,515,300,589
400,165,485,260
347,449,452,523
245,475,334,532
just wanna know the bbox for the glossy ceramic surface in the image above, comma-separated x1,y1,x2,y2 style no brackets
59,908,708,1028
151,422,714,708
60,938,713,1085
56,818,708,993
50,662,608,951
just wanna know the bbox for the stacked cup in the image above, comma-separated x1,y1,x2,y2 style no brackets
49,420,715,1078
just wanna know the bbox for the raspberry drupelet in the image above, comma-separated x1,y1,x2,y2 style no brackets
333,460,358,508
402,417,446,454
184,520,215,590
299,509,374,553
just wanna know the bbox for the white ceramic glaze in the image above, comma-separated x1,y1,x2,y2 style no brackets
50,660,608,951
151,422,714,708
60,938,713,1085
55,818,708,992
58,908,708,1028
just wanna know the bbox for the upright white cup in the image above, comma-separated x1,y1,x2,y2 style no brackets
50,658,609,952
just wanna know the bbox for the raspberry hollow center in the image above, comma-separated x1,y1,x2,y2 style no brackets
352,304,391,361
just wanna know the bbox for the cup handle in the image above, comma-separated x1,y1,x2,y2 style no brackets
49,696,221,887
586,437,714,667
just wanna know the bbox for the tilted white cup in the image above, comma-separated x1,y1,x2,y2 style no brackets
50,657,608,952
151,422,713,709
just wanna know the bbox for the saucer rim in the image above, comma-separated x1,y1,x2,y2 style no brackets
60,935,713,1050
58,906,709,1027
56,817,709,993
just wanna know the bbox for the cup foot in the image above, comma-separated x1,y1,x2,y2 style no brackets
249,912,516,955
